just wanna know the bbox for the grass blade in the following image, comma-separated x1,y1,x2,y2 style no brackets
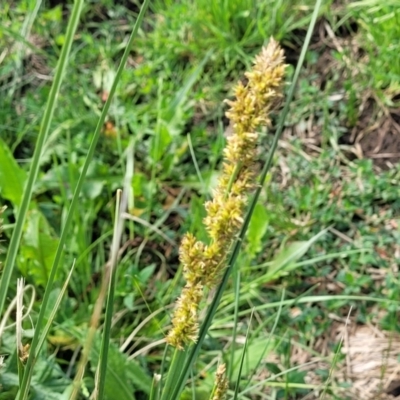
243,289,286,392
35,261,76,357
232,310,253,400
16,0,150,398
228,263,241,382
96,189,122,400
0,0,82,323
160,349,187,400
15,3,85,399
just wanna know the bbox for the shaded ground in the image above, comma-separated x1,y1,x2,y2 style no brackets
352,105,400,168
274,16,400,399
286,18,400,170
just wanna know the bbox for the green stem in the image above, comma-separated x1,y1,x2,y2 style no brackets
160,348,187,400
15,5,85,399
0,0,82,322
228,263,241,382
17,1,150,398
97,189,122,400
225,162,242,199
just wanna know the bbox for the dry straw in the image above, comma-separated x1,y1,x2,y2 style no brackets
166,38,287,350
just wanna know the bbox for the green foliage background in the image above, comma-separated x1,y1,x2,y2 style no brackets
1,0,400,399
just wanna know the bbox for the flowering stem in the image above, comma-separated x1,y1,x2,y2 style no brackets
160,348,187,400
224,162,242,199
164,1,323,398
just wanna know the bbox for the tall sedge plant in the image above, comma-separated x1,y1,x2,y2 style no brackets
161,39,286,400
166,39,287,350
161,0,323,398
0,0,323,398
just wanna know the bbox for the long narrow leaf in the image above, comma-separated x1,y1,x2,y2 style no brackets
243,289,286,392
232,311,253,400
36,261,76,356
0,0,80,321
15,4,85,398
228,264,241,382
96,189,122,400
17,0,150,398
160,349,187,400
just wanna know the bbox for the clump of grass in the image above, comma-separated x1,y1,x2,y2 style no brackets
166,38,287,350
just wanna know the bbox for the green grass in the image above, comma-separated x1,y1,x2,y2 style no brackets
1,0,400,399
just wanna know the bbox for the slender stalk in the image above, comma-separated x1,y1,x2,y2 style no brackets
0,0,82,323
228,264,241,382
11,0,83,400
232,311,253,400
15,5,85,399
225,162,242,199
160,349,187,400
97,189,122,399
243,289,286,392
16,1,150,398
165,1,324,398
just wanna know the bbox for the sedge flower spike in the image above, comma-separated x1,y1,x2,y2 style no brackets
211,364,229,400
167,38,286,349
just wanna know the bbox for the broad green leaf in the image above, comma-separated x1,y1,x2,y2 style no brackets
138,264,156,284
93,343,136,400
180,389,209,400
125,358,153,395
150,123,172,162
0,138,26,206
1,371,67,400
37,162,105,200
266,229,327,280
0,354,69,400
247,203,269,257
230,339,276,382
81,179,104,200
19,209,59,287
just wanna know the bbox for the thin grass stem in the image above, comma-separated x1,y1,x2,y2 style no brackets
16,1,150,397
0,0,82,324
96,189,122,399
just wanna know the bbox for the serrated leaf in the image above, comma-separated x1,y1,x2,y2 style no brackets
0,138,26,206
